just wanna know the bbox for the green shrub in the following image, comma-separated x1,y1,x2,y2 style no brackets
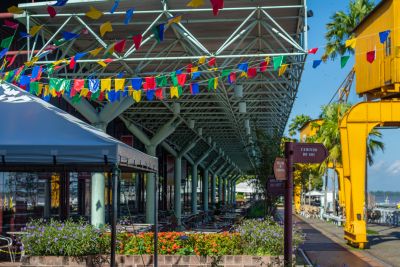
22,219,110,256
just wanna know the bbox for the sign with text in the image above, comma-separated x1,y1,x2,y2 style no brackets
291,143,328,164
273,157,287,180
267,178,285,196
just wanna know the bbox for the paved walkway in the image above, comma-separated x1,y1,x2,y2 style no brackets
295,215,396,267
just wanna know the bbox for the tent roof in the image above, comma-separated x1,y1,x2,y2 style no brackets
305,190,323,196
0,81,158,173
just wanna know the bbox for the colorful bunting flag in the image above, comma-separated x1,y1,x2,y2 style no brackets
145,77,156,90
192,72,200,80
101,78,111,92
100,21,113,37
228,72,236,84
97,60,107,67
7,53,17,67
199,56,206,65
19,32,30,38
29,25,43,36
247,67,257,78
156,76,167,87
177,73,187,86
88,79,100,93
90,47,103,56
62,31,80,40
237,62,248,72
278,64,288,76
114,78,125,91
1,36,14,49
47,6,57,18
273,55,283,71
312,60,322,69
340,55,350,69
366,50,376,63
31,66,42,80
4,20,19,30
0,48,8,60
7,6,24,14
210,0,224,16
86,6,103,20
308,47,318,54
131,77,143,90
19,75,30,86
133,34,143,50
190,83,199,95
379,30,390,44
259,61,267,72
114,39,126,53
146,90,155,101
221,69,231,78
153,24,165,42
125,8,135,25
170,86,179,98
345,38,356,49
133,90,141,102
208,57,216,66
73,79,84,93
52,0,68,6
167,16,182,26
110,0,120,13
208,77,218,90
187,0,205,7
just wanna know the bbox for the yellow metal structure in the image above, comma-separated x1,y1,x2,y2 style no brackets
340,101,400,248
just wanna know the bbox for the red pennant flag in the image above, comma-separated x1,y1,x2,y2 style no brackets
98,91,105,101
73,79,85,92
133,34,143,50
4,19,19,30
208,57,216,66
47,6,57,18
114,39,126,53
69,56,76,69
308,47,318,54
366,50,376,63
104,58,113,63
247,67,257,78
187,63,193,73
260,61,267,72
229,72,236,84
155,88,163,100
210,0,224,16
7,54,17,67
145,77,155,90
177,73,187,86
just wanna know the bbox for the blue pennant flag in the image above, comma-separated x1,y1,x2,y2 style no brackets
52,0,68,6
0,48,8,60
146,90,155,101
190,83,199,95
62,31,80,41
110,0,120,13
19,32,31,38
31,66,41,79
19,75,31,86
43,94,51,102
125,8,135,25
108,90,116,102
192,72,201,79
88,79,100,93
175,69,183,75
122,87,128,97
75,52,88,61
131,77,143,90
237,62,248,72
153,24,165,42
117,71,125,78
379,30,390,44
115,91,121,101
312,60,322,69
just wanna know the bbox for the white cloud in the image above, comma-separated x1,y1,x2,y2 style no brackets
370,160,385,171
386,160,400,176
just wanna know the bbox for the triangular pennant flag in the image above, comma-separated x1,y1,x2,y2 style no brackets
133,34,143,50
247,67,257,78
75,52,88,61
131,77,143,90
100,21,113,37
167,15,182,26
114,39,126,53
69,56,76,69
379,30,390,44
62,31,80,41
25,56,39,67
214,77,218,89
90,47,103,56
31,66,42,80
101,78,111,92
278,64,288,76
146,90,155,100
19,75,31,86
156,76,167,87
221,69,231,78
199,56,206,65
210,0,224,16
125,8,135,25
260,61,267,72
191,66,198,73
110,0,120,13
133,90,141,102
73,79,85,92
7,53,18,67
97,60,107,67
366,50,376,63
170,86,179,98
60,79,71,92
86,6,103,19
29,25,43,36
7,6,24,14
177,73,187,86
273,55,283,70
115,78,125,92
312,60,322,68
190,83,199,95
153,24,165,42
91,90,100,100
4,20,19,30
308,47,318,54
19,32,30,38
1,36,14,49
47,6,57,18
170,73,178,86
52,0,68,6
187,0,205,7
89,79,100,93
192,72,201,80
228,72,236,84
340,55,350,69
0,48,9,60
345,38,356,49
237,62,248,72
208,57,216,66
145,77,156,90
208,78,215,91
186,64,193,73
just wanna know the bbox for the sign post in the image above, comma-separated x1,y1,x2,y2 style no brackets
273,157,287,180
284,142,328,266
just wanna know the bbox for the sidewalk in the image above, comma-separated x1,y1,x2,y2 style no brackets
295,215,395,267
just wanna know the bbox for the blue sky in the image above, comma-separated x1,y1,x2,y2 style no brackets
286,0,400,191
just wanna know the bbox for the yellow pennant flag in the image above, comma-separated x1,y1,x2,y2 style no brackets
97,60,107,67
90,47,103,56
187,0,205,8
25,57,39,67
170,86,179,99
53,59,68,66
167,16,182,26
7,6,24,14
105,43,115,55
240,72,247,78
50,88,57,97
278,64,288,76
265,56,271,64
43,85,50,96
29,25,43,36
127,86,134,96
198,56,206,65
191,66,198,73
86,6,103,20
115,78,125,92
80,88,89,97
133,90,141,103
101,78,111,92
37,83,43,96
213,77,218,90
100,21,113,37
345,38,356,49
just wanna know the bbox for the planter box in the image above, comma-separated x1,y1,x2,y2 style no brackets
21,255,285,267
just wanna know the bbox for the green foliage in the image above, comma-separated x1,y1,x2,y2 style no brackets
324,0,375,61
247,200,267,218
22,219,110,256
235,219,304,256
288,114,312,138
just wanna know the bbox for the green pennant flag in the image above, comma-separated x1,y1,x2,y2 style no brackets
341,55,350,69
46,64,55,75
177,85,183,96
170,72,178,86
156,75,167,87
1,36,14,49
221,69,231,78
5,70,15,82
71,94,81,104
30,82,39,94
208,78,215,91
60,79,71,92
273,56,283,71
49,78,64,92
91,90,100,100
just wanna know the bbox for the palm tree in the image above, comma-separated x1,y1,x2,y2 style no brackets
324,0,375,61
288,114,312,137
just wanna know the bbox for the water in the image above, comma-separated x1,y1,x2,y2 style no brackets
371,192,400,204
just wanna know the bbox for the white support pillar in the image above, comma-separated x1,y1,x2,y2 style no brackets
191,147,213,214
204,155,221,211
91,172,105,227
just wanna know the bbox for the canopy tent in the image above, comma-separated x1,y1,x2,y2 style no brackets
0,81,158,173
305,190,323,197
235,181,256,194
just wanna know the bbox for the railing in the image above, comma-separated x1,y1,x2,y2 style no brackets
369,208,400,226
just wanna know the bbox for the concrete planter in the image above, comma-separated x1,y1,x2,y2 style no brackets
21,255,285,267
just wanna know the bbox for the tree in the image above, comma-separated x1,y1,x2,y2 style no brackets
323,0,375,61
288,114,312,137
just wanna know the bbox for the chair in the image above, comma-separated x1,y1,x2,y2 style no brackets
0,235,14,262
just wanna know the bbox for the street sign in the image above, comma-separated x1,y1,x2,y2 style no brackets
267,178,285,196
291,143,328,164
273,157,287,180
